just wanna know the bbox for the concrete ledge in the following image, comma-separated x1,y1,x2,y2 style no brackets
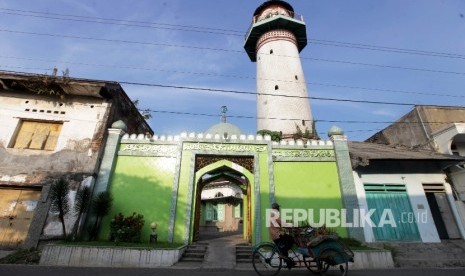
350,250,394,269
39,245,186,268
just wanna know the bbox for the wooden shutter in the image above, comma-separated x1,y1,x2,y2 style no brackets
13,121,35,149
234,204,241,218
13,121,62,150
44,123,62,150
364,183,420,241
206,203,213,221
217,204,225,221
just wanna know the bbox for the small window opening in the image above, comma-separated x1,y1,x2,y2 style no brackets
59,103,63,107
295,75,298,80
25,100,29,104
275,85,279,90
302,120,306,126
270,49,273,54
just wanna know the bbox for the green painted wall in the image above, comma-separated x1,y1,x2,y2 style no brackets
99,141,346,246
271,161,347,239
99,156,176,242
174,150,193,243
258,151,270,244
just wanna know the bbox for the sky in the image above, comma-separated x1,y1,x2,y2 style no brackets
0,0,464,141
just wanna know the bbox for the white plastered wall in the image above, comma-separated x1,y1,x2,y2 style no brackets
0,93,108,153
433,123,465,155
256,34,312,134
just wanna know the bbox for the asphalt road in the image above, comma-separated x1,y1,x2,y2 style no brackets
0,265,464,276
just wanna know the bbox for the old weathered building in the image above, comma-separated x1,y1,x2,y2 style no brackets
349,141,465,242
0,71,152,249
365,105,465,241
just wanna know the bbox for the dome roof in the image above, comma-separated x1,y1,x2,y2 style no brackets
206,122,243,136
328,125,344,137
111,120,127,131
253,0,294,16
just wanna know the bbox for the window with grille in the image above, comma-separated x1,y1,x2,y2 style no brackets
11,120,63,150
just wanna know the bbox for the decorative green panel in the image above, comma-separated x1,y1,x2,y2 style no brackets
183,142,267,153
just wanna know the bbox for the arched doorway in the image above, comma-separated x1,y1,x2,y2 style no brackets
192,159,253,243
450,134,465,156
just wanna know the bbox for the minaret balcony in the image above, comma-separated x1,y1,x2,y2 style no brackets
244,12,307,61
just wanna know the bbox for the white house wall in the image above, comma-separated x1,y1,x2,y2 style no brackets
0,92,109,153
0,92,107,239
444,182,465,239
433,123,465,155
201,185,243,200
353,171,444,243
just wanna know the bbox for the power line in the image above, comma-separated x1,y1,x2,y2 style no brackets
141,108,465,125
118,81,425,106
0,65,53,71
309,40,465,60
304,57,465,76
2,7,465,60
0,67,457,107
2,28,465,77
2,54,463,99
0,8,243,35
0,28,243,53
1,104,460,135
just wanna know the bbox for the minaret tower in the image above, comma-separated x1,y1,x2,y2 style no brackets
245,0,314,138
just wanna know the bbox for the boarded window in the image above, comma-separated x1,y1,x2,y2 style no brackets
12,120,62,150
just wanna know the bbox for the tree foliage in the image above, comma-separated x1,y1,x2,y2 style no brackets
49,178,70,237
257,129,283,142
89,191,113,240
71,185,91,240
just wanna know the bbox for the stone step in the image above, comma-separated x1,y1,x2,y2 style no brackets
236,244,253,264
236,253,252,259
183,252,205,258
395,259,465,268
179,257,204,262
179,243,208,263
185,248,206,254
188,244,207,249
397,252,463,256
389,241,465,268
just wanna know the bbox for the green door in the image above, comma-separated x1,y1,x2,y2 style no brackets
364,184,420,241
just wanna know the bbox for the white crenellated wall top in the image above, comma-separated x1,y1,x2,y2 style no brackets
120,132,334,147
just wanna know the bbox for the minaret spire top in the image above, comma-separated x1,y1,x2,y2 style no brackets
220,106,228,123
